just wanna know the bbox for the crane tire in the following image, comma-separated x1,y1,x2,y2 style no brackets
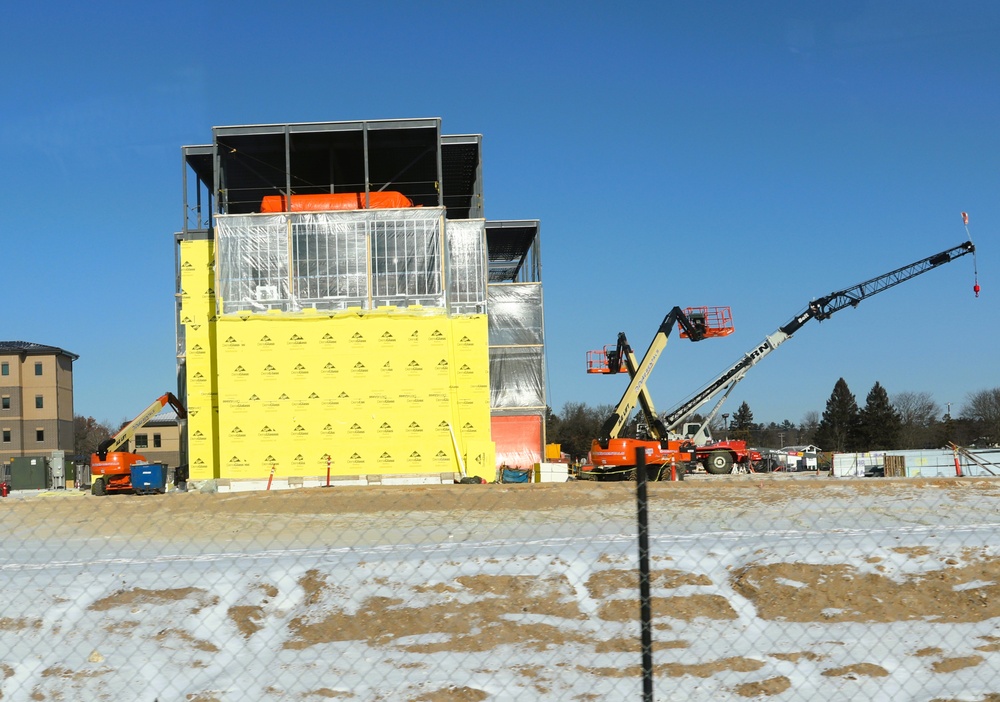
92,478,107,496
705,451,734,475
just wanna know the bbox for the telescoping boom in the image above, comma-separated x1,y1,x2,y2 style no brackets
96,392,187,460
661,239,976,433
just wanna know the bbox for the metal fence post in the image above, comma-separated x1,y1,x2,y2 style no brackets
636,448,654,701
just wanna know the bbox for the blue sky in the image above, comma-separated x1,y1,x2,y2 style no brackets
2,1,996,427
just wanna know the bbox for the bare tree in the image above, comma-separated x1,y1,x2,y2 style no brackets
549,402,614,462
800,410,819,444
73,416,114,462
892,391,941,449
962,388,1000,445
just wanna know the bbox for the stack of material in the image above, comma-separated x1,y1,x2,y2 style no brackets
534,462,569,483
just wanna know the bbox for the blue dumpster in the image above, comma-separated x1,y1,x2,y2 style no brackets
130,463,166,495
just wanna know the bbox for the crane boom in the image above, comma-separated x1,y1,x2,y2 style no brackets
662,240,975,431
96,392,187,460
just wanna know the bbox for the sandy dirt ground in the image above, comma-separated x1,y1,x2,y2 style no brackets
3,477,1000,701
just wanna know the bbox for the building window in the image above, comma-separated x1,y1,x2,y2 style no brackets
36,429,44,442
35,362,42,376
135,434,148,449
35,395,43,409
2,429,10,443
1,362,7,376
1,396,9,410
153,434,162,448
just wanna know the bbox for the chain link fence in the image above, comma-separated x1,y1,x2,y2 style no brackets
3,474,1000,701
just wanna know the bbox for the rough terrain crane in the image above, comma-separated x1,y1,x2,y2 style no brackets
658,239,977,473
91,392,187,495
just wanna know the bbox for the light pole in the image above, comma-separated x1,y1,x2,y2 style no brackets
721,413,730,438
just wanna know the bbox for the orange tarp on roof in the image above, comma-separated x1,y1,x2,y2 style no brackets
260,191,413,212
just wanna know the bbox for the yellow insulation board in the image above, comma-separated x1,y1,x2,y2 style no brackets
179,239,219,479
179,239,494,482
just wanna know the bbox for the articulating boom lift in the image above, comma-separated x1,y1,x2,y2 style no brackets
91,392,187,495
586,306,735,480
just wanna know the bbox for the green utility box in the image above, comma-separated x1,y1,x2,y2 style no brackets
10,457,49,490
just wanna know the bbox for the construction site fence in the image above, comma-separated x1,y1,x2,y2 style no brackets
832,447,1000,477
4,469,1000,700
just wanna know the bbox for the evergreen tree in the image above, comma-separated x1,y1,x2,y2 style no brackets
857,381,901,450
813,378,860,452
936,411,957,448
731,401,754,430
545,405,559,442
731,401,755,442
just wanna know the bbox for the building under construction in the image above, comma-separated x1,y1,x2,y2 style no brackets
176,118,545,483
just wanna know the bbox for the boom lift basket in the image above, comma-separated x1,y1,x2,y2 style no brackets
586,347,626,374
585,305,735,374
678,306,734,339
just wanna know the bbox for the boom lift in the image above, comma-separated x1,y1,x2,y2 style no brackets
587,307,757,476
91,392,187,496
656,239,977,473
585,306,734,480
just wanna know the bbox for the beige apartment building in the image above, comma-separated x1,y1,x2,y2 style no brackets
0,341,78,465
122,410,183,469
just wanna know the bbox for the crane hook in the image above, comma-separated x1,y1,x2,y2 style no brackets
962,212,980,297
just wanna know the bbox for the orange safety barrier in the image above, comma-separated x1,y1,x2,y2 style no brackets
260,191,414,212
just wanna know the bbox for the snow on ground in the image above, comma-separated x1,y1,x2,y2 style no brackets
2,478,1000,701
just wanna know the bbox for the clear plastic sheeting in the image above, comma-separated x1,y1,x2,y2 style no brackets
487,283,543,345
292,213,368,309
216,214,290,313
488,283,545,410
175,319,185,358
215,209,461,315
446,219,487,314
370,211,443,308
489,346,545,409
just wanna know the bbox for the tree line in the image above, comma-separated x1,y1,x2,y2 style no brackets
546,383,1000,461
